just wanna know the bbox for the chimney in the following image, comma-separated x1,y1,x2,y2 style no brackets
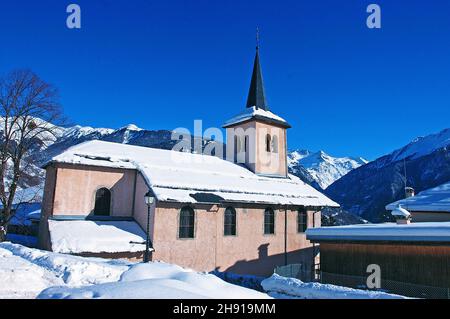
391,205,412,225
405,187,415,198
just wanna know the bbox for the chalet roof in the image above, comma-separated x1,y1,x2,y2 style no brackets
386,182,450,213
306,222,450,243
46,140,339,207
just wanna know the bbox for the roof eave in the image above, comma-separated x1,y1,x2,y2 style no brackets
223,115,291,129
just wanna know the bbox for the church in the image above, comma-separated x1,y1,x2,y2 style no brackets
38,46,338,278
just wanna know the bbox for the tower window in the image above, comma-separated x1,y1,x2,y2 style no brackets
234,135,245,153
265,134,271,152
271,135,279,153
94,188,111,216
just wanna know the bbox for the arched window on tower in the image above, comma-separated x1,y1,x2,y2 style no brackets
271,135,279,153
94,188,111,216
244,136,249,152
234,135,238,162
265,134,271,153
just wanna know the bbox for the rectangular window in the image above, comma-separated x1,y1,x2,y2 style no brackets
264,208,275,235
298,209,308,233
179,207,195,238
224,207,237,236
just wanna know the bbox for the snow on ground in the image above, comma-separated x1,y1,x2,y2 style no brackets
261,274,408,299
0,243,408,300
0,243,269,299
39,263,269,299
0,242,130,298
0,245,63,299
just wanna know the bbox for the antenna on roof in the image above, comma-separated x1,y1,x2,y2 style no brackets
256,26,260,50
403,158,407,195
403,159,415,198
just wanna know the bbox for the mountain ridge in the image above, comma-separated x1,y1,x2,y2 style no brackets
325,128,450,222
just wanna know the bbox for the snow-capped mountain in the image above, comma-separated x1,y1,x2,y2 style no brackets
288,150,368,189
326,128,450,222
382,128,450,165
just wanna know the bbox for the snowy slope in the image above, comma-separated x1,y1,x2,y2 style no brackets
261,274,407,299
389,128,450,163
288,150,368,189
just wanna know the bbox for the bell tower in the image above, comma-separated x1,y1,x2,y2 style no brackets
223,40,291,178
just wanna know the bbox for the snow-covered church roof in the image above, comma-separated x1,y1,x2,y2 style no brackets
386,182,450,213
47,140,339,207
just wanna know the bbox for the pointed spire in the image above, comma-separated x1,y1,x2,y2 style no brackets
246,28,268,111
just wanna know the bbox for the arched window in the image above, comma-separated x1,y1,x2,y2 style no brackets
94,188,111,216
236,136,242,152
264,208,275,234
298,207,308,233
224,207,237,236
265,134,271,152
234,135,238,162
179,206,195,238
271,135,279,153
244,136,249,152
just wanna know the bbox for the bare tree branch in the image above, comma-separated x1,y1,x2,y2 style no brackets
0,69,65,241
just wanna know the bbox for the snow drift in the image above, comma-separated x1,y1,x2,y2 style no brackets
261,274,408,299
0,243,269,299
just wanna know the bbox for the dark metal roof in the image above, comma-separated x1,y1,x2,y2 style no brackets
246,48,268,111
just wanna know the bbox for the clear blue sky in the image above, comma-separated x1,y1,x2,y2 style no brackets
1,0,449,160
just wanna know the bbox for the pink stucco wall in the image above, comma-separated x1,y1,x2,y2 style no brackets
149,203,320,276
51,164,136,217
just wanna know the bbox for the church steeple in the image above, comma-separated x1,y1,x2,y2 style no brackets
223,29,290,178
246,30,268,111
